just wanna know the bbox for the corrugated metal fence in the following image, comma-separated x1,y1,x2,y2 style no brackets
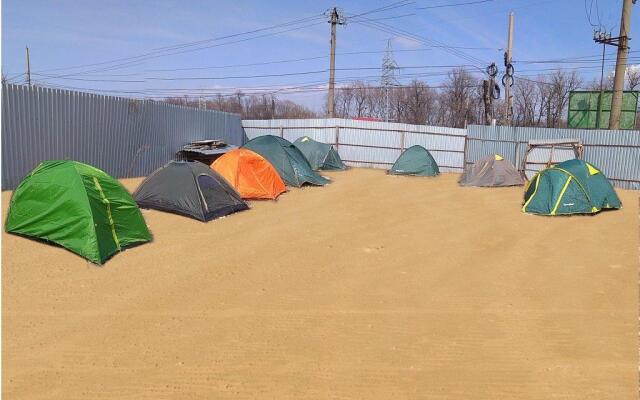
3,84,638,191
1,84,245,190
466,125,640,190
242,118,467,172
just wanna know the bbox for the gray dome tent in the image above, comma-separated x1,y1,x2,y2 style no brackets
458,154,524,187
389,145,439,176
133,161,249,221
293,136,346,171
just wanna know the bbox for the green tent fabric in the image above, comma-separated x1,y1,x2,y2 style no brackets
522,159,621,215
243,135,329,187
5,160,151,264
293,136,346,170
389,145,440,176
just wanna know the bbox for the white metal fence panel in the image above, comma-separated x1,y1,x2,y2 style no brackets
242,118,467,173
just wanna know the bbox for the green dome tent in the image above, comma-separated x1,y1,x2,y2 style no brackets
243,135,329,187
522,159,621,215
389,145,440,176
5,160,152,264
293,136,346,171
133,161,249,222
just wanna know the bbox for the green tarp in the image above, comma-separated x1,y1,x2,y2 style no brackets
5,160,152,264
293,136,346,170
243,135,329,187
389,145,440,176
567,90,639,129
522,159,621,215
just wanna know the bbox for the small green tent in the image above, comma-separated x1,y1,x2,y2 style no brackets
522,159,621,215
5,160,152,264
243,135,329,187
293,136,346,170
389,145,440,176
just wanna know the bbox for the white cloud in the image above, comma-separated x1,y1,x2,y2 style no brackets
392,36,423,50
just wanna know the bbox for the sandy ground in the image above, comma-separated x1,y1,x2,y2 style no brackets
2,168,638,399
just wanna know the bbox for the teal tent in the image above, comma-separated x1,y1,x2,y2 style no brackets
243,135,329,187
522,159,621,215
5,160,152,264
293,136,346,170
389,145,440,176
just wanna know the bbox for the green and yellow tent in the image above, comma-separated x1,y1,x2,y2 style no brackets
522,159,621,215
5,160,152,264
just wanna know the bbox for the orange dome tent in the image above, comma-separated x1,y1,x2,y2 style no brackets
211,148,286,200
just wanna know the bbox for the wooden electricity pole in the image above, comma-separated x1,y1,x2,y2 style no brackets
609,0,634,129
504,12,514,125
25,46,31,86
327,8,344,118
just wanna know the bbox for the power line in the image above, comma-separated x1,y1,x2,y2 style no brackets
32,13,327,75
417,0,494,10
350,17,487,67
30,3,417,77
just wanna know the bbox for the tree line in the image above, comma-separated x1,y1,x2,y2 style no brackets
163,66,640,128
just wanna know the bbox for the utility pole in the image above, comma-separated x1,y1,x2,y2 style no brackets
609,0,634,129
503,12,514,125
271,95,276,119
25,46,31,86
326,7,345,118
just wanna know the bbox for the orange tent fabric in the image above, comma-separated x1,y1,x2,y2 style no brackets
211,148,286,200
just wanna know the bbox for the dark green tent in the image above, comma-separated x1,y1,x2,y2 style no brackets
133,161,249,221
522,159,621,215
5,160,152,264
243,135,329,187
389,145,440,176
293,136,346,170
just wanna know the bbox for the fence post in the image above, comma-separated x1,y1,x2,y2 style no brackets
400,131,405,151
335,126,340,151
279,126,284,138
462,135,468,168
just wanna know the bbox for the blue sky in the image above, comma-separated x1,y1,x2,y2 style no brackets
2,0,637,110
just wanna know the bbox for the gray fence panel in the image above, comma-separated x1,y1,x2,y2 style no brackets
1,84,244,190
242,118,467,173
466,125,640,189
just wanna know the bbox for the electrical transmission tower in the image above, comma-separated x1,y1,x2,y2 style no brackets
381,39,399,122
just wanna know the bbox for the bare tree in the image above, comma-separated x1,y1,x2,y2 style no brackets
626,65,640,90
544,70,583,127
441,68,481,128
